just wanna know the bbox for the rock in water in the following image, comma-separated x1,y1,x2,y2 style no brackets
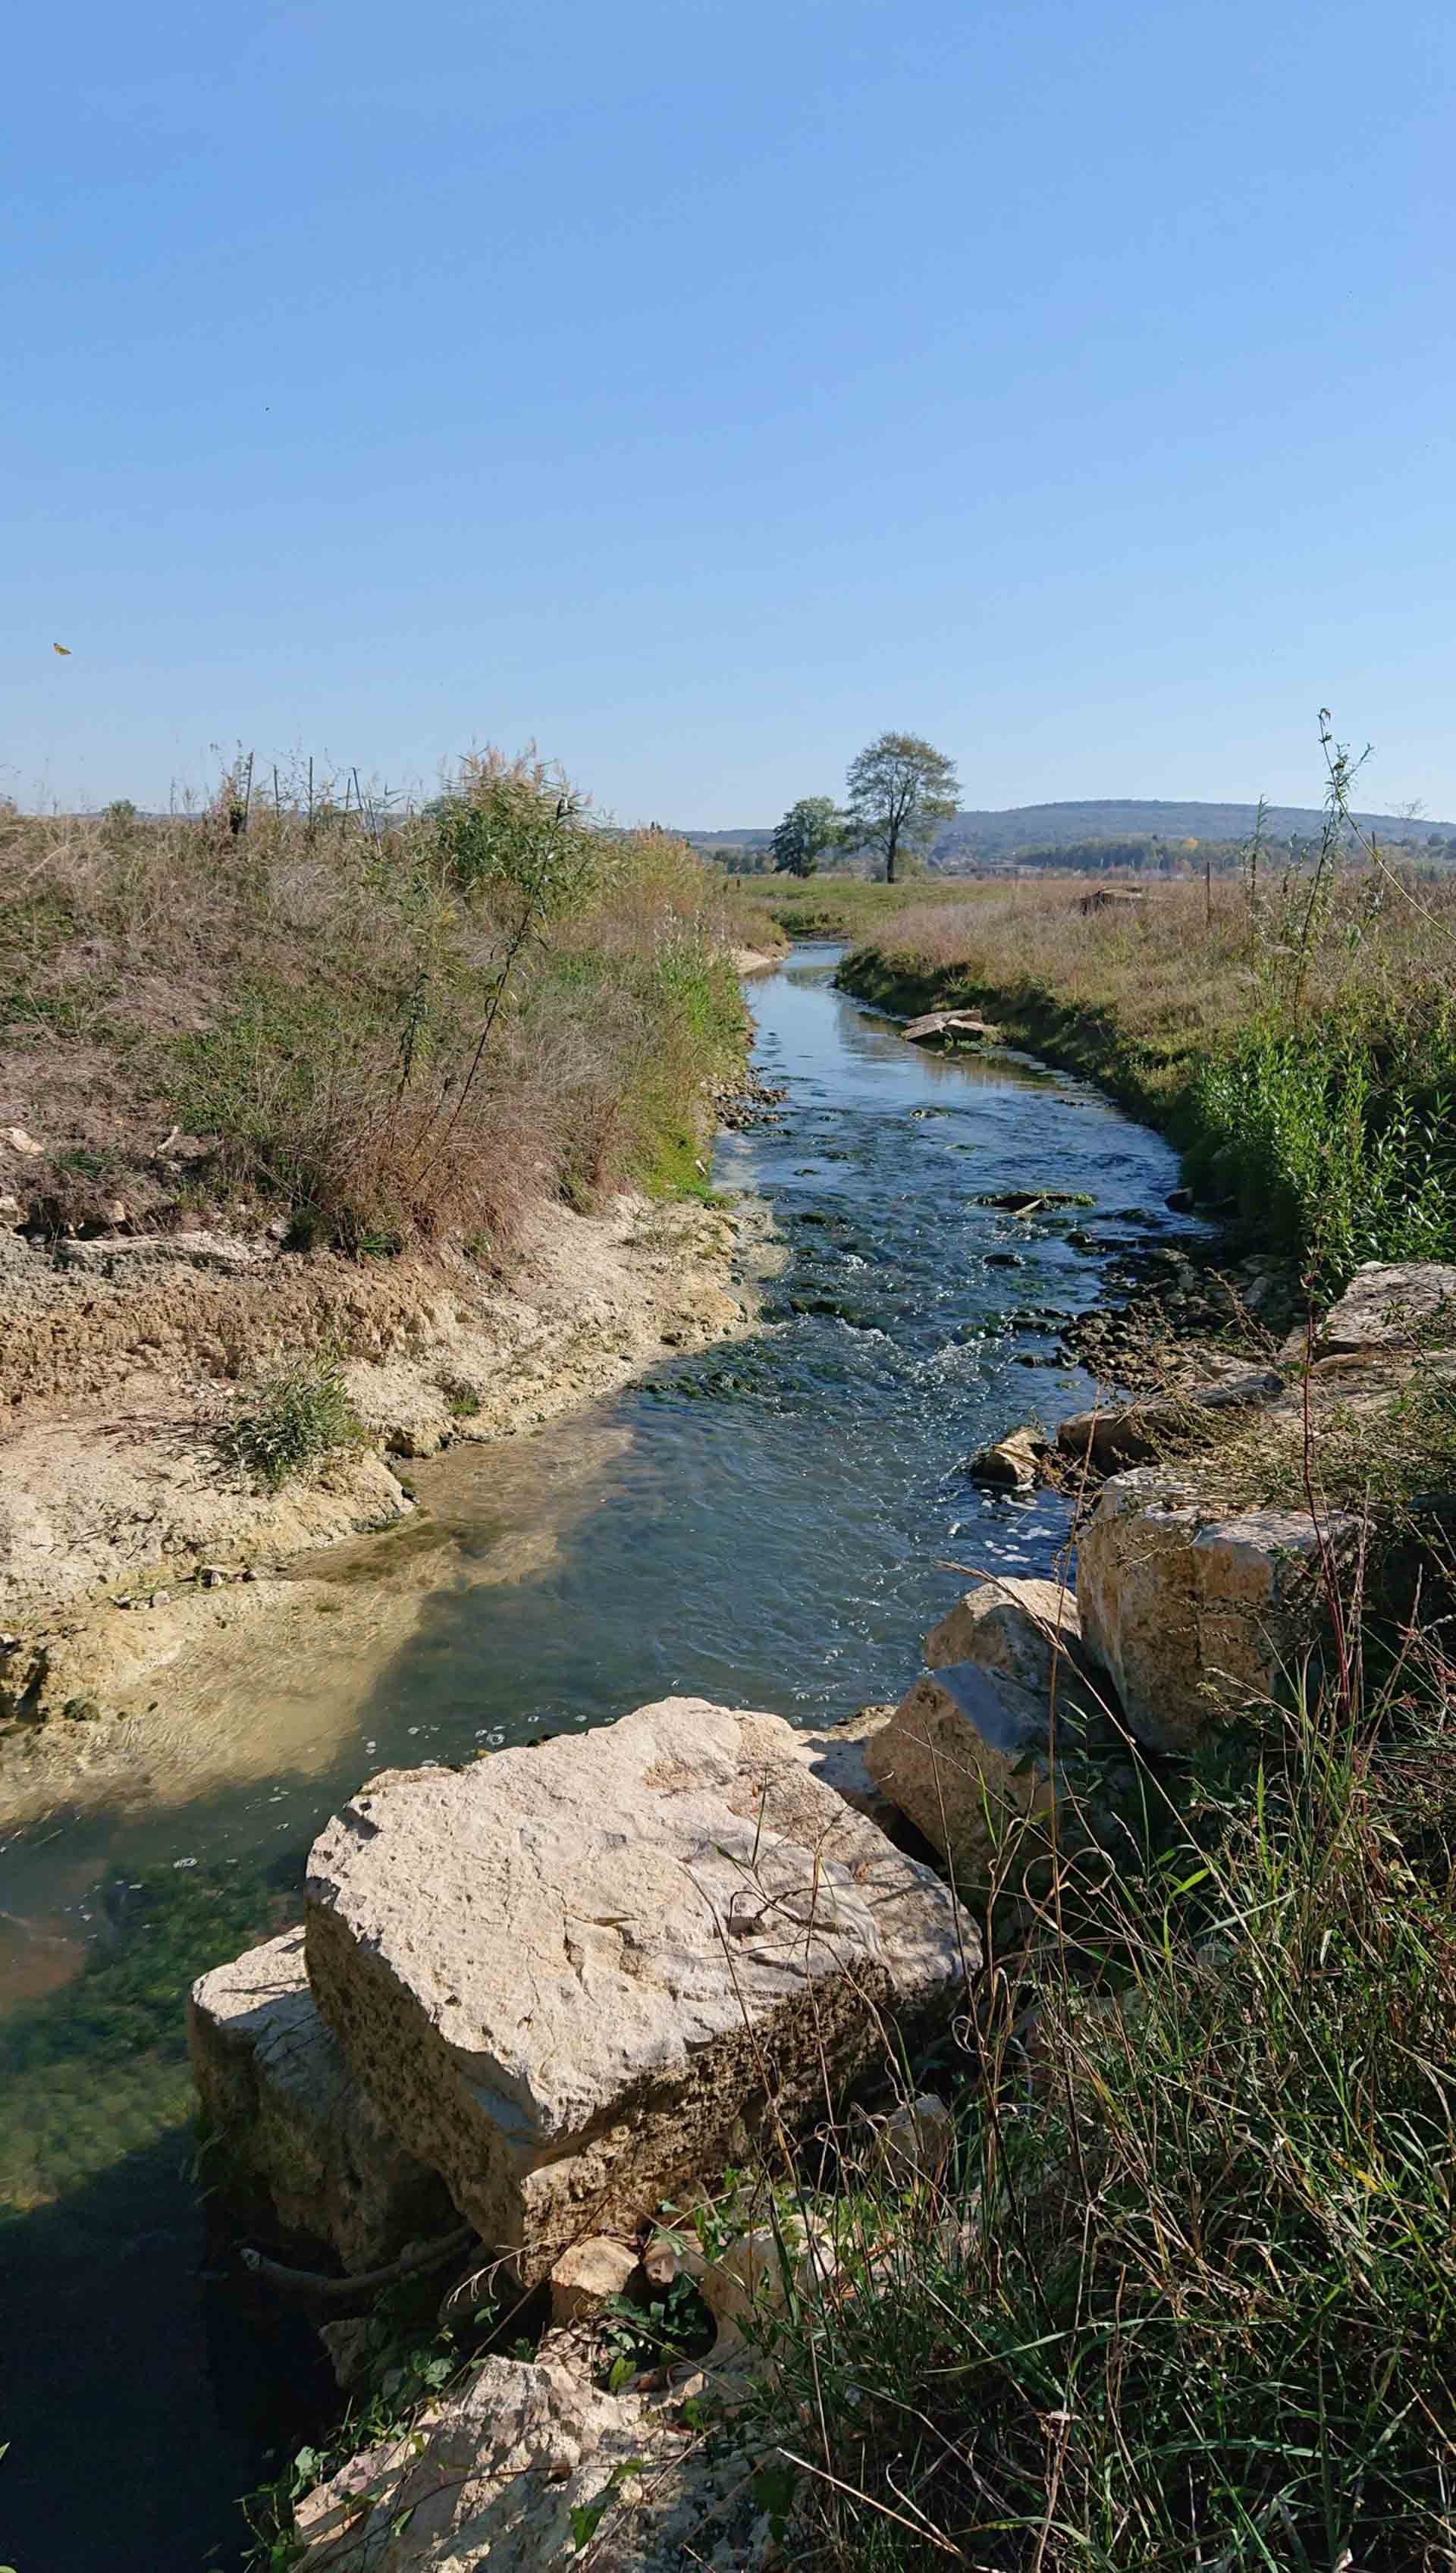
902,1009,999,1046
960,1423,1047,1489
303,1698,973,2280
188,1928,453,2269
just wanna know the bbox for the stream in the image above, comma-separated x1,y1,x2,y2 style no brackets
0,945,1192,2571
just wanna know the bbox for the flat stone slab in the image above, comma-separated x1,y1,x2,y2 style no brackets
1319,1263,1456,1354
902,1009,999,1045
189,1928,453,2270
1055,1371,1285,1473
304,1698,974,2278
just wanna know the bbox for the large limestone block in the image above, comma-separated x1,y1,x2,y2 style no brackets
783,1705,906,1840
189,1928,453,2270
863,1663,1056,1878
924,1576,1099,1705
1076,1469,1351,1749
1318,1262,1456,1354
304,1699,973,2279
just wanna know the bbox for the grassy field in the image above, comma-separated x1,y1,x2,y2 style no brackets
729,871,977,942
836,869,1456,1286
0,758,755,1257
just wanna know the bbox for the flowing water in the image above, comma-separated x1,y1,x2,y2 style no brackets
0,946,1192,2571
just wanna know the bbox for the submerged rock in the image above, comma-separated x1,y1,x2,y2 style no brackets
188,1927,453,2270
303,1698,973,2280
977,1190,1095,1213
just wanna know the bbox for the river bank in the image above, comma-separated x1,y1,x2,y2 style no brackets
0,1180,782,1825
181,943,1456,2573
204,1250,1456,2573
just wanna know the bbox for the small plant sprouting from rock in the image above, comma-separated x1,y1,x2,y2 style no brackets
595,2271,711,2391
220,1351,362,1492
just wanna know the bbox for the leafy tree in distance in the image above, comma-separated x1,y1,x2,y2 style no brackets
770,794,840,877
844,732,960,882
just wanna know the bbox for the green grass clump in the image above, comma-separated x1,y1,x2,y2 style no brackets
1186,1021,1456,1281
219,1351,362,1491
748,1670,1456,2571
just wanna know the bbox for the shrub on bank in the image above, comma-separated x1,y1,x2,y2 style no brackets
0,755,752,1255
219,1350,362,1492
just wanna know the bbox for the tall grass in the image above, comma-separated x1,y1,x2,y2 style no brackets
0,755,751,1251
746,1638,1456,2570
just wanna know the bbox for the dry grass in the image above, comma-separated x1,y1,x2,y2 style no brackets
848,871,1456,1090
0,763,753,1252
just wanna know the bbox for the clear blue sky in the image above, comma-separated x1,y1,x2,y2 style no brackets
5,1,1453,824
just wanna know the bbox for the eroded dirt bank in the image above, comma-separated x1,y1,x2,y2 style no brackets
0,1186,777,1816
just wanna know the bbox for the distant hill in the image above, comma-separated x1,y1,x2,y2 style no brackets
937,799,1456,859
683,799,1456,869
